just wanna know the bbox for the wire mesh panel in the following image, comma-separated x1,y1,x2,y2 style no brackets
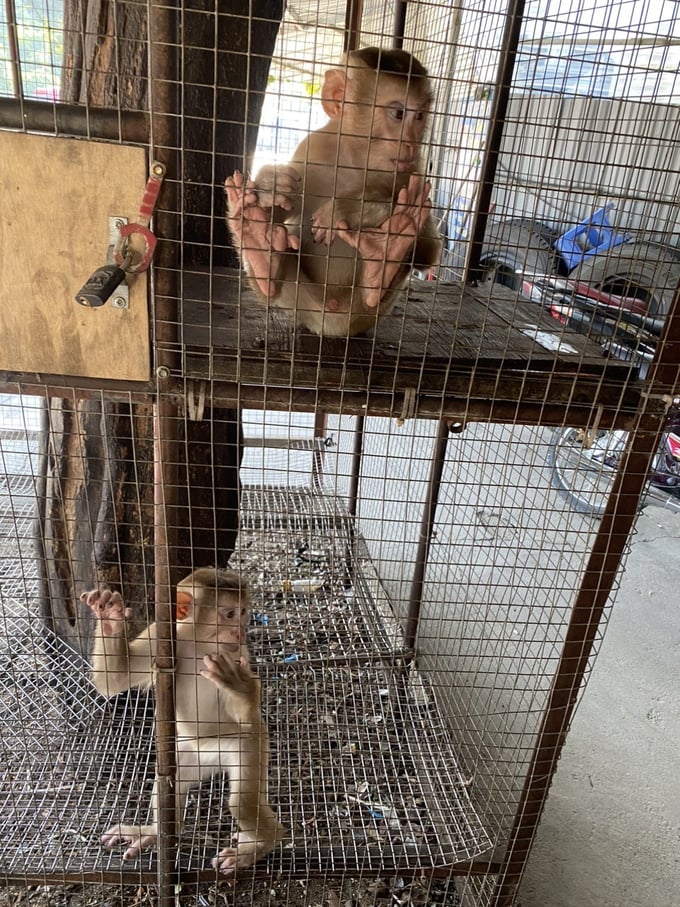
170,0,679,436
0,396,492,888
1,1,680,906
0,388,673,904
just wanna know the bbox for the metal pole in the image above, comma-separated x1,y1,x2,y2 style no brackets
0,99,148,141
152,401,179,899
465,0,527,282
344,0,363,51
148,1,181,900
3,0,23,98
347,414,365,519
393,1,408,49
490,283,680,907
311,410,327,491
403,419,450,654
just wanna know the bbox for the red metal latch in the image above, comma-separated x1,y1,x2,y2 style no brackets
114,160,166,273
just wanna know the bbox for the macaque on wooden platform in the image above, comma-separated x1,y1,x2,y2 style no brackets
225,46,442,336
82,568,284,874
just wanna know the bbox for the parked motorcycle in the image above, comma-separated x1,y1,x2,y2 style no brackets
479,205,680,317
478,206,680,516
520,272,663,365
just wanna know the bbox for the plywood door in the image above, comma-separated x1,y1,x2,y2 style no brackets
0,132,150,381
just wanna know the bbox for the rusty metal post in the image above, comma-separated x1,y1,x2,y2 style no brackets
148,1,181,901
3,0,23,97
344,0,363,51
312,410,328,491
0,99,148,140
465,0,527,282
488,421,667,906
347,414,365,519
344,415,366,586
404,419,450,654
152,401,179,898
490,285,680,907
393,1,408,48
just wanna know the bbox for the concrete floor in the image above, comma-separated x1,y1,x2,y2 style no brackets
518,504,680,907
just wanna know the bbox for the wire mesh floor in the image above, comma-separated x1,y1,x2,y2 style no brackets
0,484,491,882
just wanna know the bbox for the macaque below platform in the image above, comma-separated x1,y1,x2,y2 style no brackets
82,568,284,874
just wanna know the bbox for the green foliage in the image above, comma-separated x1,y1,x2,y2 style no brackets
0,0,64,99
303,79,321,97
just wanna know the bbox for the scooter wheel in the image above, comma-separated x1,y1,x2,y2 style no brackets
568,240,680,316
479,219,562,292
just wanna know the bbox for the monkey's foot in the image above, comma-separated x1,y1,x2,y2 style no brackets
100,824,157,861
339,174,432,308
212,839,274,875
212,825,285,875
225,172,299,298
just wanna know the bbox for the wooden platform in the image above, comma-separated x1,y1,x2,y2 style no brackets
173,268,652,428
1,265,660,429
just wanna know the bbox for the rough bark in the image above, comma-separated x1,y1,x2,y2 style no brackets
61,0,148,109
37,399,156,651
182,0,285,265
37,399,241,655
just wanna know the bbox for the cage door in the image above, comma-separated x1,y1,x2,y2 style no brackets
0,132,150,382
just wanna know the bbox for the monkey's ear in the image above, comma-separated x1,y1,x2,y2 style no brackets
321,68,347,119
176,589,194,621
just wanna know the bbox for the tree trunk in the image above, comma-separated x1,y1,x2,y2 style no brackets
61,0,149,109
37,399,156,650
182,0,285,265
37,399,242,654
40,1,281,656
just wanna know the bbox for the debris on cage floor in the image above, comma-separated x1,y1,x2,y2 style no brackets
0,875,465,907
0,486,488,902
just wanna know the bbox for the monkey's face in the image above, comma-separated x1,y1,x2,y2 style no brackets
347,75,430,173
176,579,250,649
216,599,250,650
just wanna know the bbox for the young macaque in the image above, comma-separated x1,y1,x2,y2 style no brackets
81,568,284,873
225,46,442,336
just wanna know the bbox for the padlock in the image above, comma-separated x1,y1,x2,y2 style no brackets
75,263,127,307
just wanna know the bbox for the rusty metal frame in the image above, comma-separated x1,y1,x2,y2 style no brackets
0,98,148,140
488,286,680,905
0,1,678,903
465,0,527,282
344,0,363,50
147,2,182,903
404,418,450,655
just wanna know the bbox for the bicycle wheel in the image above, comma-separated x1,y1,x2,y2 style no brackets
569,240,680,317
547,427,628,516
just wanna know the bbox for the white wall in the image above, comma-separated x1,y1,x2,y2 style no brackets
494,94,680,244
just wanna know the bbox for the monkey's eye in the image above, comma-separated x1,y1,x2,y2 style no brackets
222,608,235,621
389,107,406,121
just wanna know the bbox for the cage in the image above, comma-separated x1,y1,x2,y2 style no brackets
0,2,679,907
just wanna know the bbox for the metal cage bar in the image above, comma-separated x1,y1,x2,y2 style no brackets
148,1,182,901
